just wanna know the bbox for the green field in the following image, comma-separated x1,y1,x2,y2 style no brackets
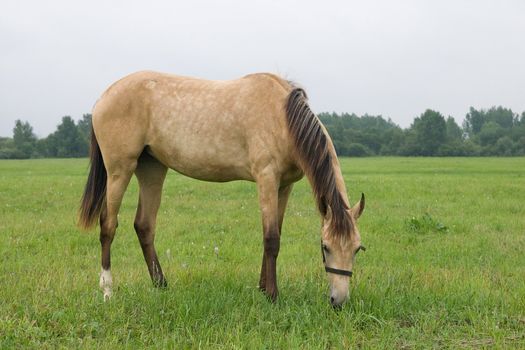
1,157,524,349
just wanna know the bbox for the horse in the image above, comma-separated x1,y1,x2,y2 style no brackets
78,71,365,307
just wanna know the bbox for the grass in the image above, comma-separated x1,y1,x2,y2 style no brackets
0,157,524,349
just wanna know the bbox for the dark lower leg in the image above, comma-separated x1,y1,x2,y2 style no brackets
100,209,113,269
99,211,116,300
263,228,280,301
134,222,167,288
142,245,167,288
100,236,112,270
259,253,267,291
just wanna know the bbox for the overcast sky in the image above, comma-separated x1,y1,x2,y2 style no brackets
1,0,524,137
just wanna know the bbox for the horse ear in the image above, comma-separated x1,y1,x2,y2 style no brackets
351,193,365,219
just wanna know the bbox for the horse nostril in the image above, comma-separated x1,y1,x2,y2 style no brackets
330,296,342,310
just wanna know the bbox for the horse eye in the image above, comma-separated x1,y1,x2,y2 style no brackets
356,245,366,254
322,244,330,253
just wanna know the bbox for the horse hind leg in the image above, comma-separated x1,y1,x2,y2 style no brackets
99,159,136,301
133,152,168,288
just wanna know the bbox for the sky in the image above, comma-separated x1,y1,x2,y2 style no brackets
1,0,524,138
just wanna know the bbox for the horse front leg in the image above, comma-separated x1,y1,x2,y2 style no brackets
259,254,267,292
259,184,293,293
257,175,281,301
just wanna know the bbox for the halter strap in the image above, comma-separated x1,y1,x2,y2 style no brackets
321,241,353,277
324,266,353,277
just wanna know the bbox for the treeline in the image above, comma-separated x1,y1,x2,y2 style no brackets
320,106,525,156
1,106,525,159
0,115,92,159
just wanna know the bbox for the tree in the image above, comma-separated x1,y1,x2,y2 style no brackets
397,129,417,156
410,109,447,156
493,136,515,156
485,106,515,129
0,137,17,159
479,121,505,147
463,107,485,137
36,134,58,158
445,117,463,142
346,143,372,157
12,120,37,158
76,113,92,156
318,112,401,156
378,127,404,155
52,116,85,157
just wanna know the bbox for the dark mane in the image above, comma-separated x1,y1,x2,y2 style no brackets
285,87,352,237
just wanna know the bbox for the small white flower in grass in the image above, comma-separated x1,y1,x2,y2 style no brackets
214,246,219,257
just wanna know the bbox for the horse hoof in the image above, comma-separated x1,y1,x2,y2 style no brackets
264,289,278,303
154,278,168,289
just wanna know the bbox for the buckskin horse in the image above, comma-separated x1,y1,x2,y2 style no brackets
78,71,365,307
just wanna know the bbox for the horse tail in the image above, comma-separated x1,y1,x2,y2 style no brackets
78,127,107,230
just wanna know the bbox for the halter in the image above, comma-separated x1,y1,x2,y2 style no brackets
321,241,365,277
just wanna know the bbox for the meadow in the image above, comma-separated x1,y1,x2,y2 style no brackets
0,157,524,349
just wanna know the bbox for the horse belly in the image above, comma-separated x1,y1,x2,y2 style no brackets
147,133,253,182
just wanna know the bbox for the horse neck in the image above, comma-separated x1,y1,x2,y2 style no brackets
323,127,350,209
320,137,353,237
328,145,351,208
